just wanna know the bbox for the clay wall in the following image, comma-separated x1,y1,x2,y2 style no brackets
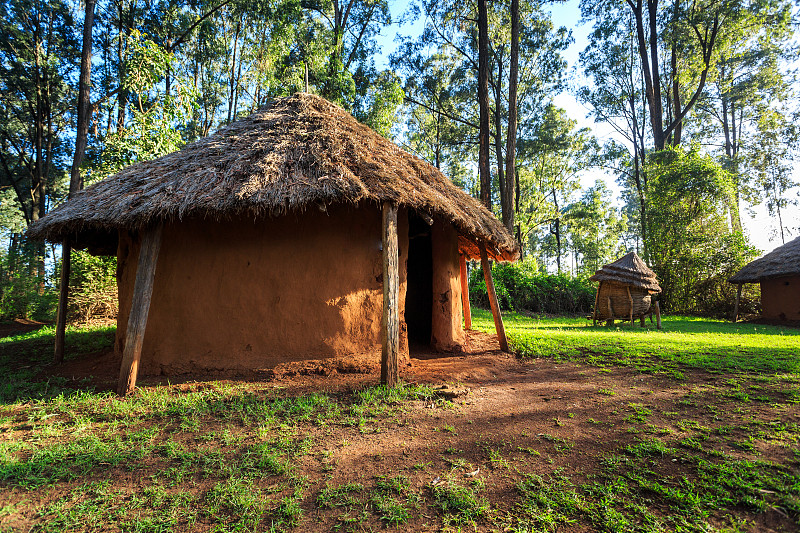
761,277,800,321
116,205,411,373
430,220,465,351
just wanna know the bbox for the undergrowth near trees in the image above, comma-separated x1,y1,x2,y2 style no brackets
469,261,595,315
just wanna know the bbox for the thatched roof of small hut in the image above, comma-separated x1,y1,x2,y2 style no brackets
28,93,518,261
729,235,800,284
589,252,661,293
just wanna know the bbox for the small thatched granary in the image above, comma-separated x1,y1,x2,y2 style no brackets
589,252,662,327
729,235,800,322
29,93,518,394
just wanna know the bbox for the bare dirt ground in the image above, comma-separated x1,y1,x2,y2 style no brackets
17,329,792,532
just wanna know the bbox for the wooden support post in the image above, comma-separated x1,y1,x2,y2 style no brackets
117,224,163,396
381,202,400,387
592,284,601,326
607,296,613,323
626,285,634,324
53,241,71,364
479,245,509,352
459,254,472,330
733,284,742,323
655,301,662,330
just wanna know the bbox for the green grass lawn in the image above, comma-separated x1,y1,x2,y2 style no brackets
471,309,800,376
0,314,798,532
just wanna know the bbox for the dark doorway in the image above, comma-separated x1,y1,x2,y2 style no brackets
405,211,432,346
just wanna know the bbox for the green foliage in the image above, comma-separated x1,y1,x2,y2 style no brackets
469,260,595,314
99,30,199,178
354,70,405,139
562,180,628,277
644,146,759,315
0,241,57,321
68,251,118,323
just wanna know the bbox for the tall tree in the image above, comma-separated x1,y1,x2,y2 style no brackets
580,0,746,151
694,0,797,233
502,0,520,234
478,0,491,207
0,0,78,285
56,0,96,363
519,105,594,267
579,9,650,258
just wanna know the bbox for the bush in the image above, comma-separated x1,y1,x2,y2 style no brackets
68,250,118,323
0,245,117,324
469,260,595,315
0,243,58,321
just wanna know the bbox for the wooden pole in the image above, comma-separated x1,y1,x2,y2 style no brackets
117,224,163,396
733,284,742,323
592,283,601,326
459,254,472,330
626,286,634,324
479,245,509,352
655,300,662,330
53,241,71,364
381,202,399,387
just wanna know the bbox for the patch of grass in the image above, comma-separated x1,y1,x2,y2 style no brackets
2,313,800,531
432,480,489,526
472,309,800,375
517,472,583,531
0,325,114,403
317,483,364,509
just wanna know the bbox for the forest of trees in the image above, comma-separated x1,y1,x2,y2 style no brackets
0,0,798,319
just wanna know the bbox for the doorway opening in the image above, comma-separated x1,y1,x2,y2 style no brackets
405,211,432,349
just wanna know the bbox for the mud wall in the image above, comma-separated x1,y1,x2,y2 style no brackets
430,220,465,351
116,205,410,373
761,277,800,321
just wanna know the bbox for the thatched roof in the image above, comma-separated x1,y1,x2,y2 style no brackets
28,93,518,261
589,252,661,293
729,235,800,283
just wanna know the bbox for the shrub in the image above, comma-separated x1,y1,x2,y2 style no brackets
68,250,118,323
0,243,58,321
469,260,595,315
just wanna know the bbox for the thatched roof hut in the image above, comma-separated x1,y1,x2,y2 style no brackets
729,236,800,322
29,93,518,394
589,252,662,327
28,93,518,261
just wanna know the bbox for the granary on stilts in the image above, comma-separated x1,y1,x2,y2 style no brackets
729,235,800,323
28,93,519,395
589,252,662,328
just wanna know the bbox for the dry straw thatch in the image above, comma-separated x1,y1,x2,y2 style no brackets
28,93,518,260
729,235,800,284
589,252,661,293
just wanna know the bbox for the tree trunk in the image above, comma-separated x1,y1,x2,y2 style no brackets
477,0,491,208
493,61,506,222
551,188,561,273
56,0,95,364
504,0,519,236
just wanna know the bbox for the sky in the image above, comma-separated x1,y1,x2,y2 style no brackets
373,0,798,256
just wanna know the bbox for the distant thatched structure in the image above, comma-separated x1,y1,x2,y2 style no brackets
28,93,518,394
729,236,800,322
589,252,662,327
